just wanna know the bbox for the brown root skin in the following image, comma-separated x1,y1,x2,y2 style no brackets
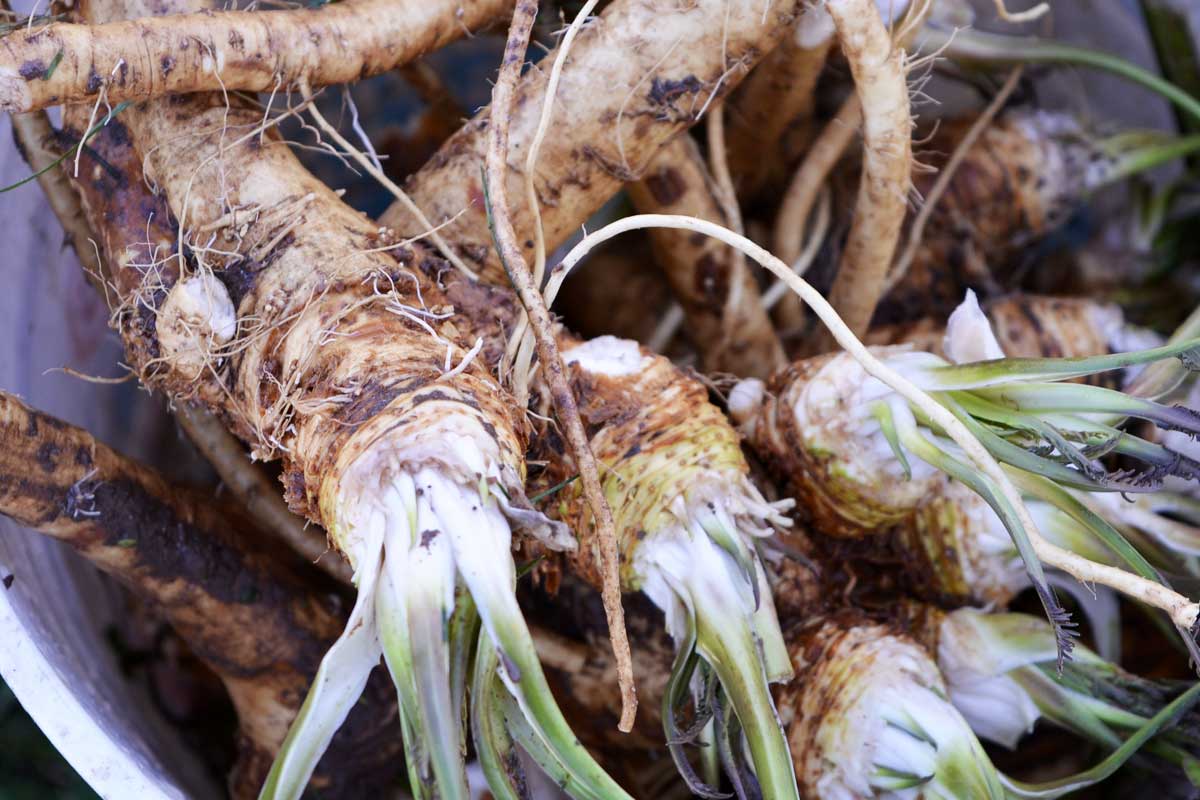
627,134,784,378
58,112,185,391
877,112,1087,325
0,392,402,799
725,12,834,201
29,106,345,582
7,110,109,291
382,0,804,284
0,0,509,113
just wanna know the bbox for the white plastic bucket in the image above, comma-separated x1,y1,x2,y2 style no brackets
0,118,221,798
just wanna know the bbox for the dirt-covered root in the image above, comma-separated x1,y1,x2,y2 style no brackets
381,0,804,284
520,332,782,590
69,0,533,533
7,110,109,290
627,135,784,378
878,111,1090,324
725,5,835,201
40,107,345,581
0,0,509,113
818,0,913,344
58,108,197,390
0,392,402,799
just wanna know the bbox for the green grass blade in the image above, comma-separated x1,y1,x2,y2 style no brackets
377,536,470,800
471,628,528,800
1002,682,1200,798
977,382,1200,438
439,481,633,800
922,338,1200,390
886,401,1075,667
662,609,728,799
922,26,1200,123
496,677,612,800
693,596,798,800
930,396,1141,493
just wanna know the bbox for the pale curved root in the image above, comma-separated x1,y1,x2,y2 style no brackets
771,93,860,332
0,0,510,113
819,0,913,343
772,94,860,267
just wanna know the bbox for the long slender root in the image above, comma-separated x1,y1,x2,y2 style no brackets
0,391,401,797
772,94,861,269
771,93,860,334
175,405,352,583
486,0,636,733
0,0,510,112
818,0,913,345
